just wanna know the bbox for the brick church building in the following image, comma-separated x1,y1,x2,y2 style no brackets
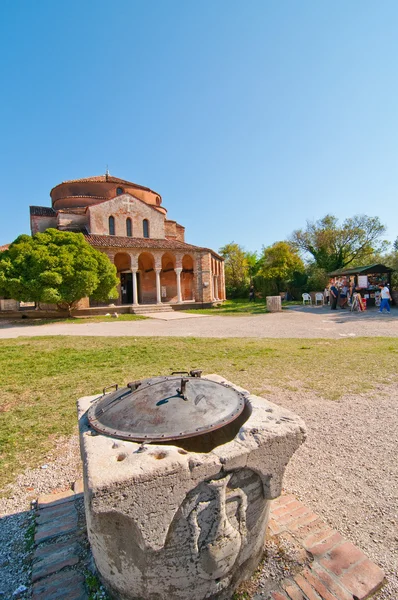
29,174,225,309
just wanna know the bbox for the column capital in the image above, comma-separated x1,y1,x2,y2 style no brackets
175,267,183,273
155,267,162,273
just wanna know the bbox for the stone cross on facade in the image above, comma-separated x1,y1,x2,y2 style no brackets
122,197,134,212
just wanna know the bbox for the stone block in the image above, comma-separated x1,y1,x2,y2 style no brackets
37,489,75,508
77,375,306,600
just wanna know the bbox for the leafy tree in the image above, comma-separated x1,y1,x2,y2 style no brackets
291,214,387,272
0,229,119,315
219,242,253,297
381,243,398,289
257,241,305,294
305,264,330,292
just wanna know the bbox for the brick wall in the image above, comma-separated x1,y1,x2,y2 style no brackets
30,215,57,235
88,195,165,238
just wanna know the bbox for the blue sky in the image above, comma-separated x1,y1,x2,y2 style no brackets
1,0,397,255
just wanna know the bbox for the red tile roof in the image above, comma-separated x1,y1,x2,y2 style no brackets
0,244,9,252
84,234,222,259
30,206,56,217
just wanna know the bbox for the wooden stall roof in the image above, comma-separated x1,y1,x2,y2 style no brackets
328,263,394,277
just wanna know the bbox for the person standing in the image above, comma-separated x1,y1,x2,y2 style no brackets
339,283,348,309
324,286,330,305
330,282,339,310
379,283,392,314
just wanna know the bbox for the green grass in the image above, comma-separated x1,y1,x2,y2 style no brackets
1,336,397,490
85,571,109,600
185,298,267,315
186,298,301,315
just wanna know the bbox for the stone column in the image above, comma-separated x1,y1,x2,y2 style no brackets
131,269,138,305
155,268,162,304
175,268,182,303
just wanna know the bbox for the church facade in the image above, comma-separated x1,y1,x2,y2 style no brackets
29,174,225,309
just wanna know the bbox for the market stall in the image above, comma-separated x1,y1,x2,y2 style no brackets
328,264,394,307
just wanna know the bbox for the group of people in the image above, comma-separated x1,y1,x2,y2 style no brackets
324,281,392,313
325,282,351,310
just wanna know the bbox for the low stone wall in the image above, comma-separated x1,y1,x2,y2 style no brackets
0,299,19,311
0,310,68,319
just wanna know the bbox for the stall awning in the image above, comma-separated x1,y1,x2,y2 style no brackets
328,264,394,277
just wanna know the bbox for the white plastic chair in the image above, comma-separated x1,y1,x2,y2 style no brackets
315,292,324,306
302,293,312,305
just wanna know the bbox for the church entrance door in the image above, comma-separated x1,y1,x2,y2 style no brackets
120,272,133,304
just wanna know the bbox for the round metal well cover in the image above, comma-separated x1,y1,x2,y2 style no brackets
88,376,246,442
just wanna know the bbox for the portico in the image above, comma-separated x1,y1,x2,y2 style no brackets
107,248,212,306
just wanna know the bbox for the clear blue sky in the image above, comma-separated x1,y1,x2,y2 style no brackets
1,0,397,254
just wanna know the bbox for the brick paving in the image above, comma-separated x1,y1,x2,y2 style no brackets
267,495,385,600
30,486,385,600
31,487,88,600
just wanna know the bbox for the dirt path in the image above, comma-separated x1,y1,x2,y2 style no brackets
0,306,397,339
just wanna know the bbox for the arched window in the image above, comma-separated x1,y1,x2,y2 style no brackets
126,217,132,237
143,219,149,238
109,216,115,236
116,187,124,195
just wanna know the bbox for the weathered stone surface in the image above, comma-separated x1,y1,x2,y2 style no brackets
37,489,76,508
266,295,282,312
77,375,306,600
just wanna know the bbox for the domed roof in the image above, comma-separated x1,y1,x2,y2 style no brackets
50,173,163,212
50,174,160,197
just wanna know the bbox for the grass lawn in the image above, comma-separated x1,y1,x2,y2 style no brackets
186,298,300,315
1,335,397,490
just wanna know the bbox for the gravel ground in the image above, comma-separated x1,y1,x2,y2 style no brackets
1,383,397,599
0,437,83,599
275,382,398,600
0,305,398,339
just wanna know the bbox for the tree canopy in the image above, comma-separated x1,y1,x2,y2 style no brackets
257,241,305,293
219,242,255,297
290,214,387,272
0,229,119,314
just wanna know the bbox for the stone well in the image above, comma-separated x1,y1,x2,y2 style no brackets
77,374,306,600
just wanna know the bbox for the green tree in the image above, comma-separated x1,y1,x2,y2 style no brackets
291,214,388,272
381,242,398,289
219,242,253,297
257,241,305,294
0,229,119,315
305,263,330,292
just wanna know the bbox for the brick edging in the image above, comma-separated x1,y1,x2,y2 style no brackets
31,486,88,600
269,495,385,600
